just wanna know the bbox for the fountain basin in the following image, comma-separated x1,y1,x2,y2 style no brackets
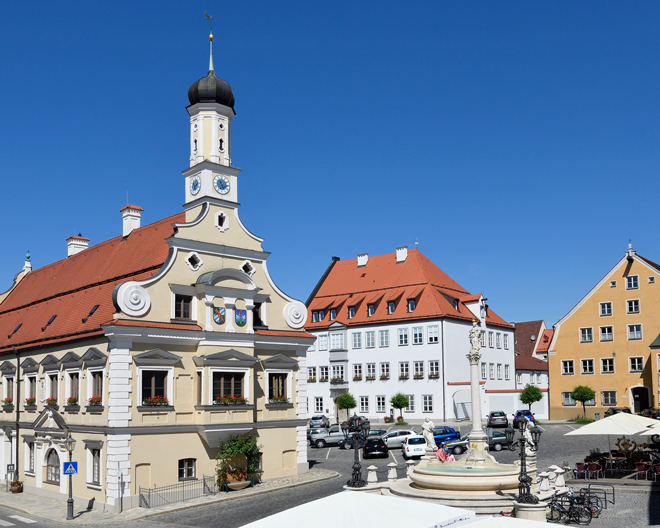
410,462,519,491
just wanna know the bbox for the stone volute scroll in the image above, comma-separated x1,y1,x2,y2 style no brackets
283,300,307,329
115,282,151,316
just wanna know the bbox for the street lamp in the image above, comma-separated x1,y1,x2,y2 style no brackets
341,413,370,487
505,417,542,504
64,433,76,520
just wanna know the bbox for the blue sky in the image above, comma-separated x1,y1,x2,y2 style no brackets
1,2,659,327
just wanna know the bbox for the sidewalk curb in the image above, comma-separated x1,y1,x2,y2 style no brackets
131,469,340,520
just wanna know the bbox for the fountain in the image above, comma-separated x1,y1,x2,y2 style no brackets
390,320,529,514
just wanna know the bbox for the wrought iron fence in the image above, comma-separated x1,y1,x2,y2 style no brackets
139,474,218,509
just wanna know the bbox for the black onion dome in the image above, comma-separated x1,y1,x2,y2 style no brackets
188,70,235,109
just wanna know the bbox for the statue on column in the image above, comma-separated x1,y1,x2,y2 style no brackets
469,320,481,352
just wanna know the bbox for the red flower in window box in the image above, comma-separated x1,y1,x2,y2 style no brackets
88,396,103,406
142,395,169,406
268,395,290,403
24,397,36,406
214,395,248,405
2,398,12,405
45,397,57,406
66,397,79,406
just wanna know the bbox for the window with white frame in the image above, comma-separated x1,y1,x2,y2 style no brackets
627,299,640,314
602,391,616,406
308,367,316,381
380,363,390,379
516,373,522,384
503,334,509,349
387,301,395,314
268,371,290,401
429,360,439,378
562,392,576,406
87,368,104,404
173,293,193,320
311,311,319,322
580,328,593,343
26,375,36,403
352,332,362,349
367,304,375,316
399,362,409,379
210,369,247,403
319,366,329,381
480,331,486,347
27,442,34,474
600,326,613,342
626,275,639,290
562,360,574,375
141,369,170,404
423,395,433,412
86,446,102,486
377,396,386,412
497,364,502,379
66,371,80,405
46,372,58,403
488,332,494,347
178,458,195,481
480,362,486,380
332,365,344,382
330,332,344,350
348,306,355,319
379,330,389,347
408,299,416,312
353,364,362,380
3,375,14,403
360,396,369,413
496,333,501,348
628,324,642,340
414,361,424,379
600,302,612,316
649,276,656,284
398,328,409,346
489,363,494,380
428,325,439,344
504,364,510,380
601,358,614,374
318,335,328,351
366,363,376,379
413,327,423,345
46,449,60,484
315,397,323,413
365,331,375,348
630,357,644,372
405,395,415,413
581,359,594,374
329,309,336,321
610,280,617,287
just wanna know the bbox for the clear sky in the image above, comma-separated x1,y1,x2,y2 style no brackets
1,2,659,327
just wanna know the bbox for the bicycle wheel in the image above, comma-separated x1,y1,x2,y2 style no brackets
589,503,602,518
572,505,592,525
546,503,561,523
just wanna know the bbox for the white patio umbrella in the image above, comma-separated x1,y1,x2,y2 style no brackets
239,490,475,528
565,412,660,452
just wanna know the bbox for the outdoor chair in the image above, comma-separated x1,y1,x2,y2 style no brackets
653,465,660,482
574,462,588,479
636,462,651,481
587,462,603,480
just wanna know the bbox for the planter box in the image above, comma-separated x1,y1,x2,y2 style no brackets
2,405,14,412
64,405,81,413
194,404,255,411
137,406,174,412
24,405,37,411
85,405,104,413
266,403,294,410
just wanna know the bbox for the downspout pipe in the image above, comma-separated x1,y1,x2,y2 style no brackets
441,320,446,422
14,346,20,480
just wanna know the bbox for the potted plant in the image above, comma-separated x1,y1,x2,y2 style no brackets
142,395,169,406
268,396,290,404
2,397,13,406
9,480,22,493
66,397,79,406
217,434,261,491
25,397,36,407
45,397,57,407
87,396,102,406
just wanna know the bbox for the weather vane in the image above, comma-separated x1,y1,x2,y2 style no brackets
205,11,214,71
205,11,213,35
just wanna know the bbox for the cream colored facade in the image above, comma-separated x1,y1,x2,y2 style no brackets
0,56,313,512
548,245,660,420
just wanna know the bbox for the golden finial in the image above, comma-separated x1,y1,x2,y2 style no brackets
205,11,214,71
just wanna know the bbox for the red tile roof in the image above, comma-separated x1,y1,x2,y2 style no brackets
536,329,554,353
102,319,202,331
306,249,512,329
515,355,548,371
0,213,184,353
513,320,544,357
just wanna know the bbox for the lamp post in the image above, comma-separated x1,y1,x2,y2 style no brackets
341,413,370,487
505,417,542,504
64,433,76,520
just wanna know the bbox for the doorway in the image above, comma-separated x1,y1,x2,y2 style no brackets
631,386,650,413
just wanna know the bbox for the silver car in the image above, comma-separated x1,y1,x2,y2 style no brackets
381,429,416,448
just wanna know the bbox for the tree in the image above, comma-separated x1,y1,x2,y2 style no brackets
390,393,410,421
336,393,357,422
571,385,596,419
519,384,543,411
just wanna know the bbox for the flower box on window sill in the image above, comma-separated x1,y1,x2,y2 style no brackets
268,397,290,404
399,376,409,380
24,398,36,407
24,405,37,411
265,402,294,410
45,398,58,408
413,375,424,380
2,404,14,412
379,375,390,380
142,397,169,406
307,378,317,383
365,376,376,381
330,378,345,384
353,376,362,381
87,397,103,406
213,396,249,406
194,404,255,411
137,405,174,412
428,374,440,379
319,378,329,383
64,405,81,413
85,405,104,413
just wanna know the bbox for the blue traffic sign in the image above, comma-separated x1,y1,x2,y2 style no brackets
63,462,78,475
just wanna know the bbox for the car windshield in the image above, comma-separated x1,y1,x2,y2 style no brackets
408,438,426,445
492,412,505,417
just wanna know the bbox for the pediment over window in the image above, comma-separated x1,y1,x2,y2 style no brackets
81,347,107,368
260,354,298,370
32,407,67,434
328,321,347,331
196,269,258,290
60,352,81,369
193,349,258,368
21,358,39,373
40,354,60,371
134,348,182,366
650,333,660,349
0,361,15,375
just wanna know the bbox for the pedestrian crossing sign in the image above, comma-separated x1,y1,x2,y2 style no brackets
63,462,78,475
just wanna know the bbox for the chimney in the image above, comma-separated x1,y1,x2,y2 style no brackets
120,204,144,237
357,253,368,267
396,246,408,263
66,234,90,256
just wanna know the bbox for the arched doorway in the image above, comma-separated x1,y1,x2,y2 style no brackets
630,386,650,413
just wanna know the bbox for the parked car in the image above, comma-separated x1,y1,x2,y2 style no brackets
487,411,509,428
381,429,416,448
432,426,460,445
307,428,325,446
402,435,428,459
639,408,660,420
604,407,631,417
441,429,510,454
363,437,389,459
338,429,387,449
512,410,536,427
309,415,329,428
310,424,344,447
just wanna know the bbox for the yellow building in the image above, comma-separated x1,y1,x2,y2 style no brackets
548,244,660,419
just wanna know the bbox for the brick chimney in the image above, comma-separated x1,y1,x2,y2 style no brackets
120,205,143,237
66,235,90,257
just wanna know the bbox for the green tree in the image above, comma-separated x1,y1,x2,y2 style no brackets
519,384,543,411
336,393,357,422
571,385,596,419
390,393,410,421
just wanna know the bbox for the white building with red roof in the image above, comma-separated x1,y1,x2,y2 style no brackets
305,247,520,423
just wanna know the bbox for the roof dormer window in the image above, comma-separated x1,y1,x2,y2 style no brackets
387,302,395,315
367,304,375,317
408,300,416,313
348,307,355,319
330,309,336,321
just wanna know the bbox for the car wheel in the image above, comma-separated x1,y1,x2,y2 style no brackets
453,446,463,455
316,439,326,448
493,443,502,452
651,435,660,444
308,439,312,446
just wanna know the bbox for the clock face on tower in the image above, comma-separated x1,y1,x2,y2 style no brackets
213,174,230,195
190,175,201,196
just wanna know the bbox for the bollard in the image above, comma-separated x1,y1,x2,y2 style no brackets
387,462,398,482
547,465,558,482
555,468,566,488
367,465,378,484
406,459,415,476
538,472,550,492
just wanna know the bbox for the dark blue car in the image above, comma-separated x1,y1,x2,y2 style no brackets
513,410,535,427
433,426,460,445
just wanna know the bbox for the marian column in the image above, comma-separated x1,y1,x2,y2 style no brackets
466,320,488,465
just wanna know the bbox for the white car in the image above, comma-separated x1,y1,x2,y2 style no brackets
402,435,428,459
382,429,416,448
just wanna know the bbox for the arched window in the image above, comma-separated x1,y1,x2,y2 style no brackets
46,449,60,484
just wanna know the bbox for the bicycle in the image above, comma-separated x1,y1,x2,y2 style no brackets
546,492,592,525
565,487,602,518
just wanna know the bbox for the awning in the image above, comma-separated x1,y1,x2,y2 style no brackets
197,426,254,448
